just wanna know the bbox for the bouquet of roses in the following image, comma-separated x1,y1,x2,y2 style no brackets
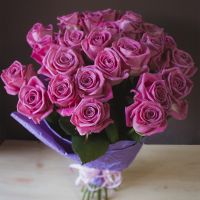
1,9,197,200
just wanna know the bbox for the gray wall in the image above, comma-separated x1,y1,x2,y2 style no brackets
0,0,199,143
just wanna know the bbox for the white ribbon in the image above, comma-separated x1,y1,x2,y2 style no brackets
70,164,122,192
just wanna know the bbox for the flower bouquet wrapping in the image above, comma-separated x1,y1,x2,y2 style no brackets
1,9,197,200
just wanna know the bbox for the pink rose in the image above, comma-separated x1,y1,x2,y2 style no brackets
26,23,53,64
162,68,193,100
82,9,116,31
17,76,53,123
162,68,193,120
171,48,197,78
140,31,165,58
75,65,113,102
98,22,120,39
140,31,166,71
164,35,177,50
70,98,113,135
125,100,167,136
38,45,84,78
116,18,143,40
170,99,188,120
1,61,35,95
95,48,129,85
81,29,112,60
118,11,143,39
27,23,53,48
142,22,164,35
57,12,82,31
31,45,52,64
112,37,151,75
121,11,143,23
58,28,85,48
135,73,171,112
47,74,80,116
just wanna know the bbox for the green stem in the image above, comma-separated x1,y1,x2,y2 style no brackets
98,189,101,200
104,188,108,200
82,189,88,200
87,190,91,200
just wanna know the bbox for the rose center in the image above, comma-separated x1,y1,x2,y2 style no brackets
84,106,97,118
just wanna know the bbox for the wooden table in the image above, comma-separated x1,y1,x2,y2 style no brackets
0,141,200,200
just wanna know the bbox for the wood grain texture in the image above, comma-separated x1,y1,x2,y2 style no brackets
0,141,200,200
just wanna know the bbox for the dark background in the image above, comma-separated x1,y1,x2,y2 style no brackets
0,0,199,144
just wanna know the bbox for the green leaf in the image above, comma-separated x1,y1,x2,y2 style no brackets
46,112,60,124
105,124,119,143
58,117,78,136
45,112,70,139
128,128,143,143
72,134,109,164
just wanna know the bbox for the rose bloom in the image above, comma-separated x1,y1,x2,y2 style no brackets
47,74,80,116
170,99,188,120
162,67,193,100
95,48,129,85
121,10,143,23
57,12,82,31
75,65,113,102
17,76,53,123
98,21,120,40
171,48,197,78
125,100,167,136
112,37,151,75
58,28,85,48
38,44,84,78
116,18,143,40
81,29,112,60
26,23,53,64
141,31,165,57
135,73,171,112
142,22,164,35
164,34,177,50
162,67,193,120
70,98,113,135
1,61,35,95
141,31,166,71
82,9,117,32
117,11,143,40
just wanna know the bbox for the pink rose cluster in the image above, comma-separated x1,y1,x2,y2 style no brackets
1,9,197,137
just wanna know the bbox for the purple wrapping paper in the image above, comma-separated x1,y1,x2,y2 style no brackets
11,112,143,171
